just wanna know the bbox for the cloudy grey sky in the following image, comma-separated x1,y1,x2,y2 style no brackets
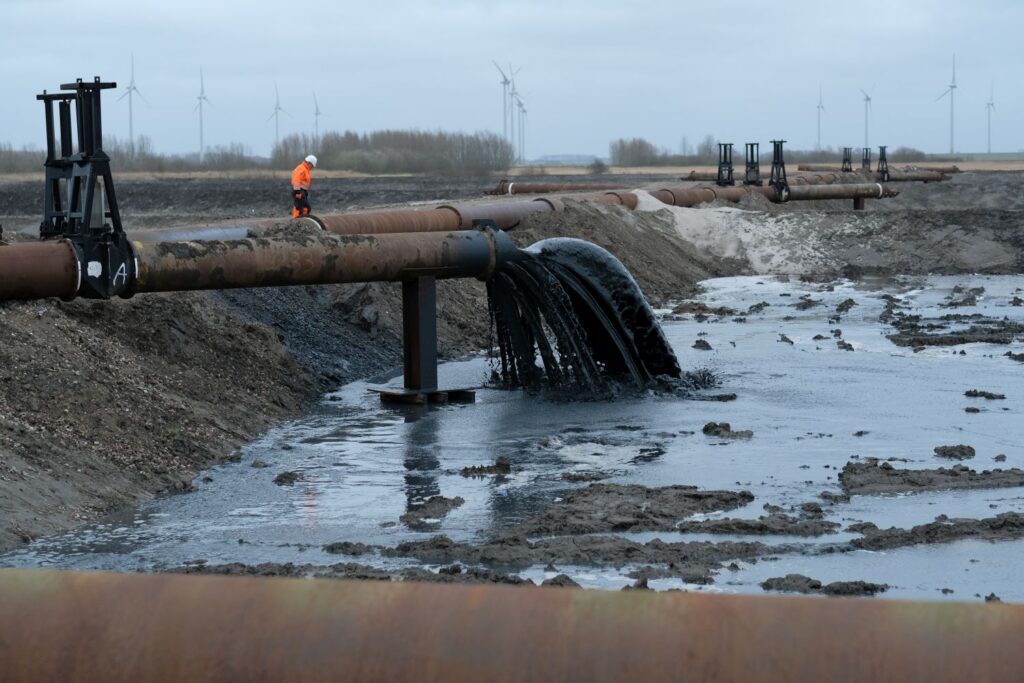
2,0,1020,159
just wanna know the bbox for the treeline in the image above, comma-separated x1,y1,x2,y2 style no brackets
609,136,930,166
0,136,259,173
271,130,514,174
1,128,514,175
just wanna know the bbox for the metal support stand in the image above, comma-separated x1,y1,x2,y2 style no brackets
743,143,762,185
716,143,735,186
853,197,866,211
841,147,853,173
373,275,475,405
877,145,890,182
861,147,872,173
769,140,789,201
36,77,135,299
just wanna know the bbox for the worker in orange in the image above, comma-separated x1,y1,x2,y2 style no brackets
291,154,317,217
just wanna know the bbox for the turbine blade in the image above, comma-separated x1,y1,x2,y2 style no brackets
135,89,150,106
117,90,130,102
267,111,276,122
935,89,949,101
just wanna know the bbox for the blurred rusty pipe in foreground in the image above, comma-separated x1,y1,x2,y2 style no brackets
0,229,519,301
1,570,1023,683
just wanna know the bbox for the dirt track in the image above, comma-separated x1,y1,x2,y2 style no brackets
1,170,1023,556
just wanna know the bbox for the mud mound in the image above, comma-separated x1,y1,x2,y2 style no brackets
851,512,1024,551
839,460,1024,495
513,483,755,535
761,574,889,596
0,293,316,550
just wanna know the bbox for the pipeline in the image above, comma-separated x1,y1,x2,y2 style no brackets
0,229,520,302
487,179,629,195
1,181,898,302
129,196,624,244
649,182,896,208
1,569,1022,683
686,169,946,183
798,163,961,174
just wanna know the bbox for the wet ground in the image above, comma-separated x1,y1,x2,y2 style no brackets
3,274,1023,600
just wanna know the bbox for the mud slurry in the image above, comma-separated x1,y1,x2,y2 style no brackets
4,274,1024,599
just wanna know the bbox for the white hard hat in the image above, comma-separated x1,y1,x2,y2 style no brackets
305,155,318,167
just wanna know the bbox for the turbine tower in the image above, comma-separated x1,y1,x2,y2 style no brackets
493,61,511,143
986,83,995,154
194,68,210,164
313,91,323,145
517,96,527,162
507,66,523,161
936,55,957,154
816,84,825,151
117,53,146,158
267,83,286,149
858,86,873,149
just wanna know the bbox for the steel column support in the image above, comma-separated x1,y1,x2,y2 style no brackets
402,276,438,392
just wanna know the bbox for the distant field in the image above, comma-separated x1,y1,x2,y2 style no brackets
3,160,1021,185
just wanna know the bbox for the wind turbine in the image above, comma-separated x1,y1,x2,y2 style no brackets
986,83,995,154
936,55,957,154
508,66,522,159
816,84,825,151
117,53,147,158
194,68,210,164
516,96,527,162
858,85,873,149
267,83,287,148
492,61,511,143
313,91,323,144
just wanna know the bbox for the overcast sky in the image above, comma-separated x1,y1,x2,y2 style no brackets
2,0,1021,159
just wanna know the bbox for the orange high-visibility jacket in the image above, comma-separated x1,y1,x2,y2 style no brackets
291,161,312,191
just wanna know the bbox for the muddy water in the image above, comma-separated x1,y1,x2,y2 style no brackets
4,275,1024,600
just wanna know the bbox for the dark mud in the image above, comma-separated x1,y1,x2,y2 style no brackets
399,495,465,528
702,422,754,439
175,560,532,585
460,457,512,477
851,512,1024,551
760,574,889,596
934,445,976,460
510,483,755,536
839,460,1024,495
384,534,771,581
887,314,1024,348
677,513,839,537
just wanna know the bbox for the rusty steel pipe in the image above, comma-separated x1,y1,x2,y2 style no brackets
439,199,555,229
798,163,961,175
2,570,1024,683
0,230,519,302
485,179,626,194
0,240,80,301
648,183,897,208
131,230,516,294
313,207,462,235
